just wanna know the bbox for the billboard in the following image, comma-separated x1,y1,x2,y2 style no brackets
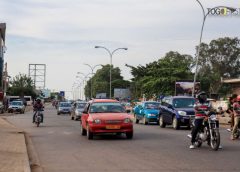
114,88,131,99
175,81,200,96
96,93,107,99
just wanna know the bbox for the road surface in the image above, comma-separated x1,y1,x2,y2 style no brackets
6,104,240,172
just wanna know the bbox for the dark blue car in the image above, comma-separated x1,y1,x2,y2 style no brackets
159,96,195,130
133,101,160,125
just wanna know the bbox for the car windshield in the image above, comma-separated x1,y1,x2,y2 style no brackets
173,98,195,108
60,103,71,107
77,103,86,109
144,102,160,109
11,101,22,106
90,102,125,113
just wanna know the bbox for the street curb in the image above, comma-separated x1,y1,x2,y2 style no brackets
24,133,43,172
0,117,31,172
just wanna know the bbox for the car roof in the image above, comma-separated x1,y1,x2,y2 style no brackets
90,99,119,103
169,96,195,99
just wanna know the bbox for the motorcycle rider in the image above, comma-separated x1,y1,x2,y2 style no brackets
33,98,44,123
231,95,240,140
190,91,211,149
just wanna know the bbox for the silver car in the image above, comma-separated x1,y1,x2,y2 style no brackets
8,101,25,114
57,102,72,115
71,102,87,120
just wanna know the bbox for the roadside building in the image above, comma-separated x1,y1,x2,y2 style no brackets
221,78,240,95
0,23,6,101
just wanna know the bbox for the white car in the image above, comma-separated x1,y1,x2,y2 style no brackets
71,102,87,120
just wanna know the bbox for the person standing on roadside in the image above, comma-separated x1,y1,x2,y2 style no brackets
231,95,240,140
226,94,238,132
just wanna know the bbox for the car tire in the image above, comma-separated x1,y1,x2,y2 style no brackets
71,116,74,120
126,132,133,139
81,124,87,136
159,115,166,128
57,112,60,115
87,125,93,140
134,114,139,124
143,116,148,125
172,116,180,130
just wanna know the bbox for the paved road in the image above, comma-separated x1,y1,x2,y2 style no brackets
6,105,240,172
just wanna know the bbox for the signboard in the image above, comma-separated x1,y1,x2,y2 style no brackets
96,93,107,99
175,81,200,96
114,88,131,99
41,89,51,98
59,91,65,97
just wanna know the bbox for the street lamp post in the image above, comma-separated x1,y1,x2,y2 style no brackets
76,73,91,100
84,64,101,99
192,0,235,96
95,46,128,98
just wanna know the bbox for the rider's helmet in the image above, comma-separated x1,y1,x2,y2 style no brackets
197,91,207,104
36,98,41,103
237,95,240,102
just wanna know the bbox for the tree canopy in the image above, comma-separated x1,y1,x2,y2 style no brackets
7,73,36,98
84,65,130,98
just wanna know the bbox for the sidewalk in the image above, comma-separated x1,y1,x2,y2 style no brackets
0,117,30,172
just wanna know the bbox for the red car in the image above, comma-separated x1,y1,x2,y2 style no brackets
81,99,133,140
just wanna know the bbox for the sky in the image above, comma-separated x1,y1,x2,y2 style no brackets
0,0,240,99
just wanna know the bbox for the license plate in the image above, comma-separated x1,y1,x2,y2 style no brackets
106,125,121,129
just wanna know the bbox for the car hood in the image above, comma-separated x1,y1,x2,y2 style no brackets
175,108,195,115
144,109,160,114
90,113,131,120
77,108,84,112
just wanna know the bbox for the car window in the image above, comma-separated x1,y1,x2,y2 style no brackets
11,101,22,106
59,103,71,107
89,102,125,113
172,98,195,108
77,103,86,109
144,102,160,109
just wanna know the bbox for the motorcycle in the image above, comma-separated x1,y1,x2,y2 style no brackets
188,112,221,151
35,110,44,127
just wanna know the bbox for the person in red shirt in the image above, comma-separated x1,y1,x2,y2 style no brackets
231,95,240,140
33,98,44,123
190,91,210,149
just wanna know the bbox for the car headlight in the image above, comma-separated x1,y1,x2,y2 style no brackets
178,111,187,116
148,114,156,117
124,118,132,123
94,119,101,124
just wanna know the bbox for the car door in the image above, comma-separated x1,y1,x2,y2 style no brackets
160,98,173,124
81,103,90,129
139,104,145,119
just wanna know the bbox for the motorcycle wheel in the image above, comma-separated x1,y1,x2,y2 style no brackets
36,122,40,127
210,130,220,151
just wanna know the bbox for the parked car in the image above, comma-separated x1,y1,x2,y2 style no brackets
133,101,160,125
71,101,87,120
81,99,133,140
159,96,196,130
57,102,72,115
8,100,25,114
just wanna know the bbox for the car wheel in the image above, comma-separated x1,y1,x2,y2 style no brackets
143,116,148,125
159,115,166,128
126,132,133,139
172,116,180,130
87,125,93,140
71,116,74,120
57,112,60,115
134,114,139,124
81,124,87,136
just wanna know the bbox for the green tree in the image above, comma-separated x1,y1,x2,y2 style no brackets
84,65,130,98
127,51,193,99
7,73,36,98
196,37,240,95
